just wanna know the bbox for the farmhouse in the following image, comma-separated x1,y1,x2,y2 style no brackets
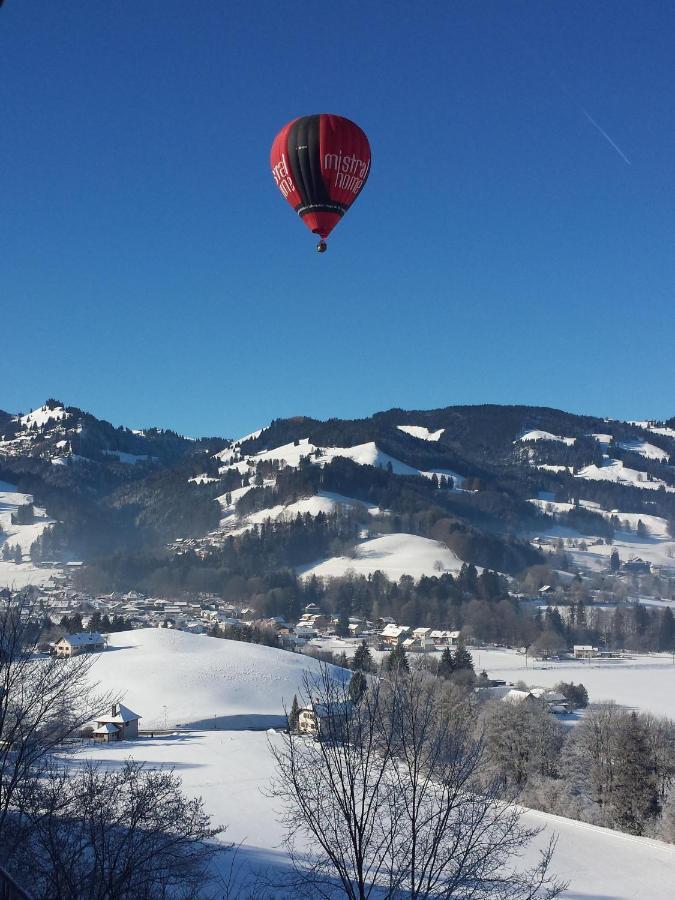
93,703,141,742
298,701,352,739
502,688,569,714
55,632,105,657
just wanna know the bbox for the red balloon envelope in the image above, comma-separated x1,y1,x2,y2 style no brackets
270,114,371,245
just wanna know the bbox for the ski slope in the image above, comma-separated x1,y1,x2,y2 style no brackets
92,629,346,729
300,533,466,581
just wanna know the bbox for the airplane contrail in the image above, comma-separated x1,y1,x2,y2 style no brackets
578,105,632,165
549,70,632,166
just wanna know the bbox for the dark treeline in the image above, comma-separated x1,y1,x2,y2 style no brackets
75,529,675,653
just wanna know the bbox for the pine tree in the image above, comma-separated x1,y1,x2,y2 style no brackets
348,670,367,704
335,610,350,638
453,638,474,673
386,641,409,673
612,712,660,835
288,695,300,732
437,647,455,679
610,550,621,572
352,640,375,673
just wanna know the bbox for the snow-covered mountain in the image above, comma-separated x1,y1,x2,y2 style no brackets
2,399,674,589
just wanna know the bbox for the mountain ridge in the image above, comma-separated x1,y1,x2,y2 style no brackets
1,399,674,594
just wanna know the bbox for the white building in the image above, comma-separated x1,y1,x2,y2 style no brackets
55,632,105,657
573,645,599,659
93,703,141,742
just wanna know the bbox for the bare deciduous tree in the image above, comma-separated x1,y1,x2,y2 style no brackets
269,666,565,899
1,591,225,898
0,591,117,859
14,760,222,900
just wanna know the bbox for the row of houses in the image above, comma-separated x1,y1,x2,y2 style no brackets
21,584,468,658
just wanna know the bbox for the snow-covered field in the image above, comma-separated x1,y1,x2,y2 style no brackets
69,629,675,898
300,532,466,581
472,646,675,720
77,728,675,900
0,480,58,588
91,629,344,730
307,638,675,720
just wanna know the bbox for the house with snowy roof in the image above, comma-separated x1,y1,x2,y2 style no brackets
430,629,461,646
502,688,569,714
55,632,105,657
380,623,410,646
93,703,141,742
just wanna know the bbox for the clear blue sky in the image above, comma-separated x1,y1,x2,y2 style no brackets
2,1,674,438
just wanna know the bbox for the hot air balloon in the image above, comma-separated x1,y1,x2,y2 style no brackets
270,114,371,252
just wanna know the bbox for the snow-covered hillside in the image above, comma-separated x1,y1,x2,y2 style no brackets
576,459,675,492
0,480,58,588
300,533,466,581
529,497,675,573
216,489,379,535
79,729,675,899
92,629,346,729
193,434,469,578
69,617,675,898
397,424,445,441
217,436,462,483
517,430,576,446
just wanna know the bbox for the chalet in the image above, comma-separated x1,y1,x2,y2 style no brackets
297,612,330,630
404,627,436,652
380,624,410,646
92,703,141,742
55,632,105,657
